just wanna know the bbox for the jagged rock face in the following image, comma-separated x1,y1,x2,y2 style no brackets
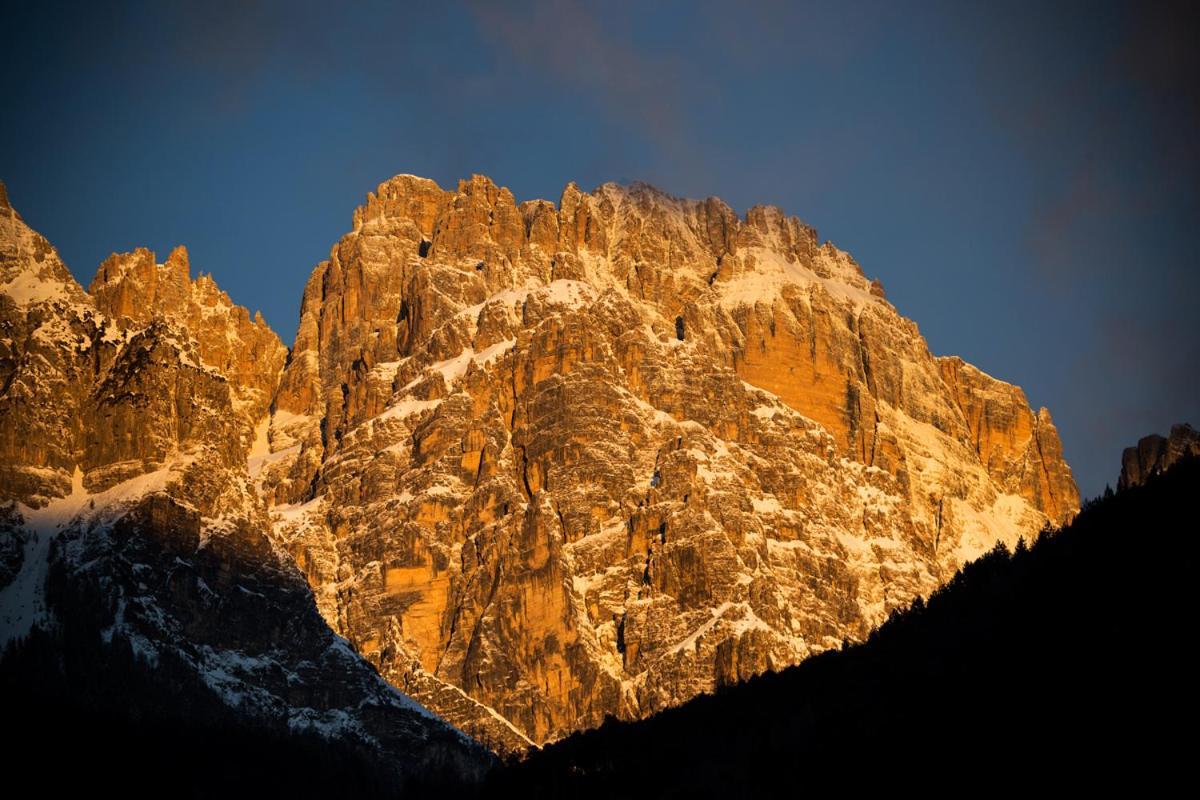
0,192,287,505
90,245,286,434
938,356,1077,516
1119,423,1200,490
0,183,286,628
0,185,487,780
261,174,1081,752
0,173,1082,758
0,190,96,502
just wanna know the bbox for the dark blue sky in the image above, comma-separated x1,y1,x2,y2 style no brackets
2,0,1196,499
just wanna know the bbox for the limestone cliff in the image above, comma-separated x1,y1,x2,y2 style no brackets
256,174,1080,752
1119,423,1200,490
0,173,1081,757
0,183,488,778
0,186,94,501
0,190,286,504
89,245,285,430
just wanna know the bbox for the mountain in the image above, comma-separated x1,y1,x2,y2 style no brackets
491,453,1199,796
1119,422,1199,490
0,183,492,788
0,173,1079,757
254,174,1078,750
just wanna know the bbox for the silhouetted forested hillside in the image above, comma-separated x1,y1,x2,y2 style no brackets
492,458,1200,797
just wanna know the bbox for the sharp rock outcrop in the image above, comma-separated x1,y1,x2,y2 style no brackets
1119,423,1200,490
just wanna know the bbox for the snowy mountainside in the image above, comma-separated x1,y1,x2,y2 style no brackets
0,182,491,779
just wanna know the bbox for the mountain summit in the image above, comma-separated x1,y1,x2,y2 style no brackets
0,174,1079,755
1119,423,1199,490
0,185,490,783
257,174,1078,749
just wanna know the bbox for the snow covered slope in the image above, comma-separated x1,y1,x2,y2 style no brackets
0,182,491,779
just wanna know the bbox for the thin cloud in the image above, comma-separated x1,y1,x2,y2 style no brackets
962,2,1200,282
464,0,687,160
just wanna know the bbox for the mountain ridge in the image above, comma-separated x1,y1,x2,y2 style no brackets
1,172,1080,755
253,171,1079,750
0,182,493,780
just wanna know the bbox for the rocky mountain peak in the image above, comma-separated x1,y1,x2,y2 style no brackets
88,243,286,432
253,171,1081,752
0,171,1085,758
1119,423,1200,490
1,189,493,781
0,188,89,311
90,247,188,322
0,188,286,507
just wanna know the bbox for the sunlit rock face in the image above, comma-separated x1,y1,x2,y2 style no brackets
89,244,285,432
0,183,489,779
1119,423,1200,490
0,173,1081,756
258,174,1080,752
0,185,94,502
0,186,287,505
